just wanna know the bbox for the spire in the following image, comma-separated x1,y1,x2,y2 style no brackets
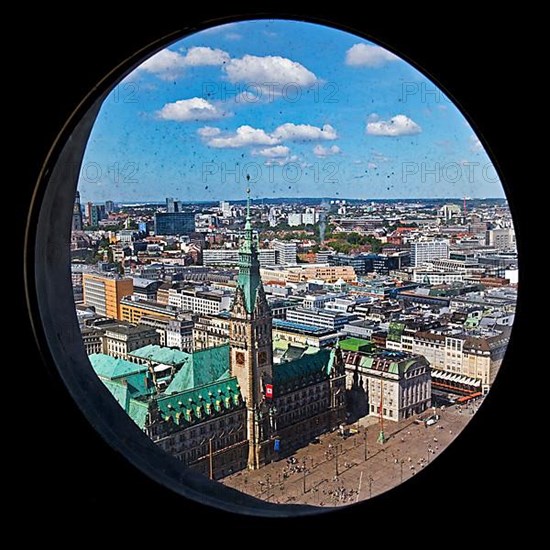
236,186,261,314
246,187,251,224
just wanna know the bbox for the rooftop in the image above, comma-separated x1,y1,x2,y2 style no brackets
130,344,190,366
157,376,242,426
339,337,374,352
273,318,335,335
165,344,230,395
89,353,149,380
274,348,336,390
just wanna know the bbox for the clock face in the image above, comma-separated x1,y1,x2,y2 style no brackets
236,352,245,365
259,351,267,365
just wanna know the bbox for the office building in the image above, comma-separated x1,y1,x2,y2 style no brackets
166,197,182,213
167,287,232,315
412,328,509,393
286,307,358,331
103,323,160,359
486,228,516,250
410,239,449,267
82,273,133,320
120,296,179,324
260,264,356,284
203,248,277,267
154,212,196,236
271,240,297,265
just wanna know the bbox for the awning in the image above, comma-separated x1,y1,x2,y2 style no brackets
431,369,481,388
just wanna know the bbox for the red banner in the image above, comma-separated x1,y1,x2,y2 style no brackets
265,384,273,399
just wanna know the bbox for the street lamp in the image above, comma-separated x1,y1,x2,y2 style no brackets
368,475,374,499
302,458,307,494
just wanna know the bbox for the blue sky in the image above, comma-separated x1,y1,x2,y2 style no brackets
78,20,504,203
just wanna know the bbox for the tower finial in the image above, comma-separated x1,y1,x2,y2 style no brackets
246,185,251,221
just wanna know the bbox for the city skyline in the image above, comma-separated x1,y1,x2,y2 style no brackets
78,19,503,203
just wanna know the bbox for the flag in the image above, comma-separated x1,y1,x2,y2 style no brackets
265,384,273,399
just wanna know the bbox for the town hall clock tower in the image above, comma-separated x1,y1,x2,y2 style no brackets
230,188,274,469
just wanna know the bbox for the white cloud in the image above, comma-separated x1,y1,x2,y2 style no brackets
273,123,338,141
264,154,300,167
182,46,230,66
313,144,341,157
157,98,224,121
255,145,290,158
205,125,280,148
470,134,483,152
345,43,400,68
225,32,242,41
139,49,186,80
367,162,378,169
366,114,421,137
224,55,318,86
197,126,221,137
135,46,230,80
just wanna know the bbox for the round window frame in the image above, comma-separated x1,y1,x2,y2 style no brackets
23,16,518,517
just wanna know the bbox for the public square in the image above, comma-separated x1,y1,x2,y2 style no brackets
222,399,480,506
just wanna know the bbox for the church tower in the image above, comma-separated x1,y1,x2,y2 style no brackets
230,188,274,469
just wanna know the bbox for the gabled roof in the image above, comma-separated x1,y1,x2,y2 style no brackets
165,344,230,395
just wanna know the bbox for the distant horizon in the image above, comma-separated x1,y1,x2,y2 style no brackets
79,196,509,206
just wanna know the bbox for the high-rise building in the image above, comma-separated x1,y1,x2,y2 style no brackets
154,212,196,236
85,202,105,227
72,191,83,231
82,273,133,320
271,240,297,265
219,200,232,217
302,208,318,225
486,228,516,250
287,213,302,227
410,239,449,267
166,197,182,213
105,200,115,213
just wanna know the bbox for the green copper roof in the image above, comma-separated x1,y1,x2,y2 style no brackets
274,348,333,392
339,338,374,353
89,353,149,380
129,345,190,367
156,376,242,427
128,398,149,429
99,373,154,429
236,189,262,314
357,354,425,376
165,344,230,395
